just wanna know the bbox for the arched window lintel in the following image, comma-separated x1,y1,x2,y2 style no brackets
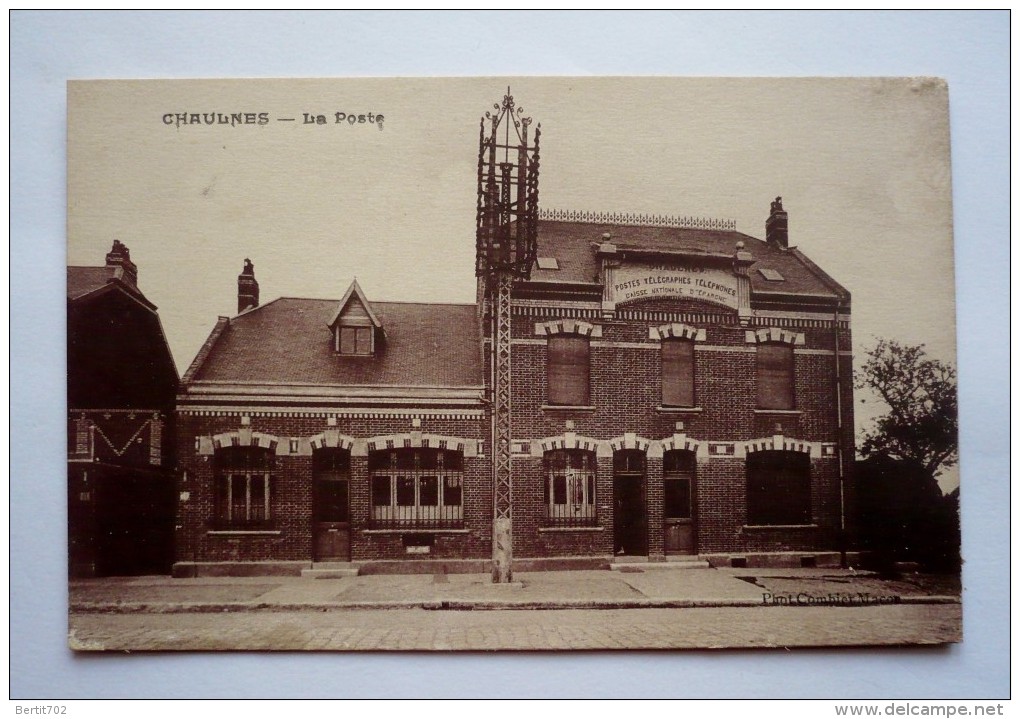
534,319,603,338
744,327,805,346
649,323,706,342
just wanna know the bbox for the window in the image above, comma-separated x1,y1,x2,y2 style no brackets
339,326,373,355
758,268,785,282
548,335,590,406
214,446,274,529
757,343,794,410
368,448,463,528
543,449,597,526
313,448,350,523
662,339,695,407
746,450,811,525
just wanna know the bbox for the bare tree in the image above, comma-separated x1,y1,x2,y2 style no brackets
856,339,958,477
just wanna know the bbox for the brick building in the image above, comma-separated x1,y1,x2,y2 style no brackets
172,198,854,576
496,200,854,568
174,269,489,575
68,241,178,577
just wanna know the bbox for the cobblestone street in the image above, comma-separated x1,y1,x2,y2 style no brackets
69,604,961,651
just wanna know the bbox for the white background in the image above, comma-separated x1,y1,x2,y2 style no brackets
10,10,1009,699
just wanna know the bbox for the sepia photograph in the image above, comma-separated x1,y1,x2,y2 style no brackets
65,76,963,652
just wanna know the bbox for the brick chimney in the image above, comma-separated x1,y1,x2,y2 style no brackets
237,258,259,313
765,196,788,249
105,239,138,287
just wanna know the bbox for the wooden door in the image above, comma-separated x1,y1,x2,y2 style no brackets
664,454,696,555
313,477,350,561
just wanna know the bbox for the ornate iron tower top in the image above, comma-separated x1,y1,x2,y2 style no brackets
475,88,541,278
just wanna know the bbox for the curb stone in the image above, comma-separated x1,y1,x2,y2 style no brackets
68,595,959,614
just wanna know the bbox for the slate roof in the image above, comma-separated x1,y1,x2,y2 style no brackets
67,266,157,309
67,267,113,300
190,298,482,388
528,220,848,300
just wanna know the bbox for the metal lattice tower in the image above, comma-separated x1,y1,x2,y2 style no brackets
475,89,540,583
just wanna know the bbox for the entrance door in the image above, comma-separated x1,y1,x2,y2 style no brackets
664,451,696,554
313,449,351,561
613,451,647,556
314,476,350,560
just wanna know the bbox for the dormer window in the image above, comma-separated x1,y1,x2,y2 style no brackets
338,326,373,355
328,279,384,357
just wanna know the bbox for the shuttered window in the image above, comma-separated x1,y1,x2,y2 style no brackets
662,340,695,407
547,335,590,406
756,343,794,410
746,451,811,525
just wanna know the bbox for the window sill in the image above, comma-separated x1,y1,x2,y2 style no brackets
363,528,470,534
753,409,802,415
656,406,703,414
207,530,282,536
538,526,604,533
742,524,818,531
541,405,596,412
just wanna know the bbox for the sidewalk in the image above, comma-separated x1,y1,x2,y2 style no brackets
69,566,961,614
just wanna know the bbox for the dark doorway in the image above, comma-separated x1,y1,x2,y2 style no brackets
93,469,174,576
613,450,647,556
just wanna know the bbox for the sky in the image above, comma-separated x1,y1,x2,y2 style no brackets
67,76,956,481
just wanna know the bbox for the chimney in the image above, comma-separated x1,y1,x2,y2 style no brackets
237,258,259,313
765,196,788,249
105,239,138,287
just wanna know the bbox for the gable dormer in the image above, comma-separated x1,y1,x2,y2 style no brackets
327,279,383,356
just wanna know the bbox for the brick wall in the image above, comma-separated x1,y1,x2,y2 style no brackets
175,412,487,564
175,299,853,565
504,299,854,558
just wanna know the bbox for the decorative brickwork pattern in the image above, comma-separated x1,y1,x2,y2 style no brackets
648,323,707,342
534,319,603,338
745,327,806,346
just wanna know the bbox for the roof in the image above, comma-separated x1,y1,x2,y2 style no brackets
67,266,157,310
190,298,482,387
527,220,849,301
327,279,383,329
67,267,111,300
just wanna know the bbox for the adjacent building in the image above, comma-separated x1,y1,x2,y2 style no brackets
68,241,178,577
172,198,854,576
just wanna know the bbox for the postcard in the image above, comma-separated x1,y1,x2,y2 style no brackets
67,77,960,651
